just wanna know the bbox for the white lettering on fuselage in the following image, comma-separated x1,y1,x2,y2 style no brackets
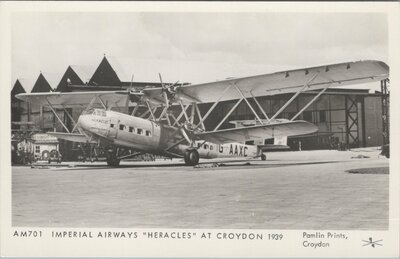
92,118,109,124
192,142,256,159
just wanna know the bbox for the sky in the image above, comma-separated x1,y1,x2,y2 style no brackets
11,12,388,92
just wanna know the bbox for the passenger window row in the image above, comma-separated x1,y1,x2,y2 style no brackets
111,123,152,137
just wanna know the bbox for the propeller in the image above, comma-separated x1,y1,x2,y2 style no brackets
125,74,134,113
159,73,170,107
158,73,183,107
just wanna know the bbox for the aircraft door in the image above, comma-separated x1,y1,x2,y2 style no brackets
108,118,118,138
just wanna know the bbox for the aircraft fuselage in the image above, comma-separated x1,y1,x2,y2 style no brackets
77,109,261,160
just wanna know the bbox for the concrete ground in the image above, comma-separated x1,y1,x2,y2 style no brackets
12,147,389,230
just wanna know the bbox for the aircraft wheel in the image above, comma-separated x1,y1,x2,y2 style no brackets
106,149,120,167
261,153,266,161
107,158,120,167
184,151,190,165
184,149,199,166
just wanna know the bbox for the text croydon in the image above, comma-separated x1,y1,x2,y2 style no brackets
217,232,263,240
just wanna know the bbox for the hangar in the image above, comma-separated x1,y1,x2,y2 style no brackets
11,56,389,162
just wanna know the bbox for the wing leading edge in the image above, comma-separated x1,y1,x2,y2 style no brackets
195,120,318,144
15,91,130,108
144,60,389,104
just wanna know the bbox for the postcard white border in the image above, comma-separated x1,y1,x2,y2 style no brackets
1,1,399,258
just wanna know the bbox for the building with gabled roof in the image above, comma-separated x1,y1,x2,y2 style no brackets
89,56,166,89
11,79,26,102
56,65,96,92
31,73,54,93
11,79,28,129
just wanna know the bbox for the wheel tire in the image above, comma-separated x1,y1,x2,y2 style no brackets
184,150,191,165
261,154,266,161
184,149,199,166
107,158,120,167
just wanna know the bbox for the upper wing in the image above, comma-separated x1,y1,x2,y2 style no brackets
194,120,318,144
144,60,388,104
15,60,388,107
15,91,130,108
46,132,96,143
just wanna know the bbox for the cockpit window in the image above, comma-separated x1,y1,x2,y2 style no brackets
93,109,106,117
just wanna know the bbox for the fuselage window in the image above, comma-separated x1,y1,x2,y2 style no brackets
137,128,143,135
210,145,213,151
145,130,151,137
101,111,106,117
204,144,208,149
110,123,114,128
197,143,201,148
129,126,135,133
119,124,125,131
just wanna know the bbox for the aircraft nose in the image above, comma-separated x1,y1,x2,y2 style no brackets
77,115,91,130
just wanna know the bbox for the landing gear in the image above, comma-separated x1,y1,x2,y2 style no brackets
261,153,266,161
107,157,120,167
184,149,199,166
106,146,121,167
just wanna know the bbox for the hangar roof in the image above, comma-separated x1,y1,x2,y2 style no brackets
17,78,36,92
11,79,26,102
70,65,96,84
31,73,54,93
41,72,62,89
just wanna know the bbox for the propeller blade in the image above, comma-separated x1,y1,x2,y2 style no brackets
125,94,130,114
158,73,165,89
163,91,169,107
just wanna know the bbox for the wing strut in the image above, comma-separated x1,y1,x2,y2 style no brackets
61,106,84,134
290,84,331,121
193,84,233,130
97,96,107,110
194,103,205,130
250,91,269,120
179,100,190,122
131,104,140,116
172,104,190,127
269,72,320,121
233,84,264,125
45,98,70,133
62,106,77,128
190,102,196,124
169,112,180,127
213,98,243,131
145,101,156,121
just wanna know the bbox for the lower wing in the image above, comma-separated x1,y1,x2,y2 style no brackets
47,132,96,144
194,120,318,144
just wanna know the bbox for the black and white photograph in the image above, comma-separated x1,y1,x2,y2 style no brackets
1,1,399,258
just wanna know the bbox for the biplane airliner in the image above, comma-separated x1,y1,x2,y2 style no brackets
16,60,388,166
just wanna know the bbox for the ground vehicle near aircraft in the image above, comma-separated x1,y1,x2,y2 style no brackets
16,60,389,166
